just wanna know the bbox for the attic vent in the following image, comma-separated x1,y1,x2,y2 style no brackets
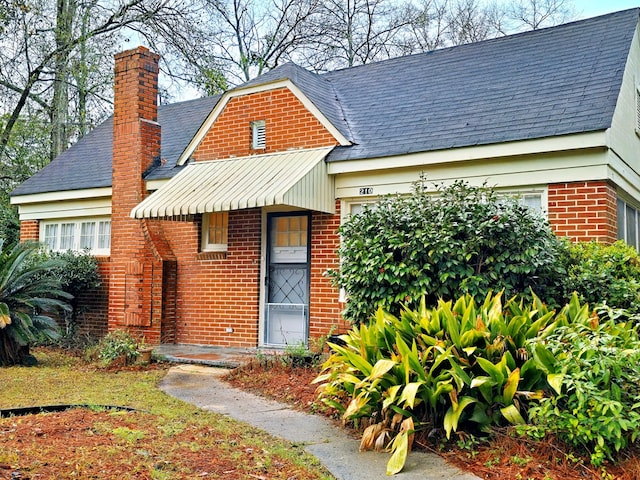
251,120,266,149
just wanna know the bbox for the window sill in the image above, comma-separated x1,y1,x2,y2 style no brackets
198,251,227,260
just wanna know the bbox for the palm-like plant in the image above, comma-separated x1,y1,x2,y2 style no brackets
0,241,71,366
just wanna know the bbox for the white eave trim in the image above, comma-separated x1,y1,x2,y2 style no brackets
10,187,113,205
177,79,351,166
327,131,609,175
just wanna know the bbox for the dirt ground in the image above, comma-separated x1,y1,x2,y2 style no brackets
2,353,639,479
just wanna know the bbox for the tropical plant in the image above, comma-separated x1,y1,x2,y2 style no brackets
0,241,71,366
329,179,565,324
313,292,587,474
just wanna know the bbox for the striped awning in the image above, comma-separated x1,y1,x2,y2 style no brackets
131,147,335,218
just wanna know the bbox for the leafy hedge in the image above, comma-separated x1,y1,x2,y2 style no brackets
330,179,565,324
562,240,640,312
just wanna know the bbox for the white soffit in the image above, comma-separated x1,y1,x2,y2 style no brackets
131,147,335,218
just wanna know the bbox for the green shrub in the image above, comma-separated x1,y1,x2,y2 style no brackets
33,249,102,337
527,308,640,466
313,292,588,474
97,330,140,366
330,179,565,324
562,240,640,312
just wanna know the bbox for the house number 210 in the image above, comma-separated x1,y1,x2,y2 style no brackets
359,187,373,195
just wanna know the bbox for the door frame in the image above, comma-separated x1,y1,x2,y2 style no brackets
259,208,312,348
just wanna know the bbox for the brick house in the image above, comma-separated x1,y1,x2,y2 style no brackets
10,9,640,347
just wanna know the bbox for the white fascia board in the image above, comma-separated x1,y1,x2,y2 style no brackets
608,149,640,202
10,187,112,205
176,79,350,166
17,197,112,221
327,131,608,175
145,178,168,192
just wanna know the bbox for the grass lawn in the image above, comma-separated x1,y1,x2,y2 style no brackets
0,348,334,480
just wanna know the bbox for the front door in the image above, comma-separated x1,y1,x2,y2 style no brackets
264,212,310,346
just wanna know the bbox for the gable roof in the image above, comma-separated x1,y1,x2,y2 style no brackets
11,8,640,197
319,7,639,161
11,95,219,196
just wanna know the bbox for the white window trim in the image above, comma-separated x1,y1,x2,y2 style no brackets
40,217,111,256
341,186,548,223
616,193,640,248
201,212,229,252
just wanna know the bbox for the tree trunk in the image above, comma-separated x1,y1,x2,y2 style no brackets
0,330,26,366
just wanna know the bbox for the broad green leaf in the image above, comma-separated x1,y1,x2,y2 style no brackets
399,382,424,409
532,343,557,374
0,302,10,329
383,385,403,410
470,376,494,389
500,404,525,425
443,396,476,439
547,373,565,395
476,357,505,384
503,368,520,404
369,359,396,380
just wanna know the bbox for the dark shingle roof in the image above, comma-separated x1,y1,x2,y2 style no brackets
11,95,219,196
12,8,639,196
321,8,639,161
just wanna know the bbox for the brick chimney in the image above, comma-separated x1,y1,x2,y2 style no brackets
108,47,164,341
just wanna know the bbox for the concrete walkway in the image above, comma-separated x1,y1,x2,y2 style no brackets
159,363,480,480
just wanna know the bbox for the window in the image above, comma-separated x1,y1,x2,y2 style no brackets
617,197,640,249
202,212,229,252
273,215,307,248
251,120,266,149
40,218,111,255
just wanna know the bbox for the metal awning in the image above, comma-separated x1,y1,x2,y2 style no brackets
131,147,335,218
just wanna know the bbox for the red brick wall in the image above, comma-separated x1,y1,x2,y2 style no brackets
162,210,261,346
194,88,339,160
74,258,110,338
310,202,349,340
109,46,168,344
548,181,617,243
19,220,38,242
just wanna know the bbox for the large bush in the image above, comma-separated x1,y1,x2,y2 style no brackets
528,306,640,466
562,240,640,311
330,179,565,324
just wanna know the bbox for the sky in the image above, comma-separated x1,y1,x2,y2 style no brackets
578,0,640,18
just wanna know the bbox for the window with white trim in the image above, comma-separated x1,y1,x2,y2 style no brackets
342,188,546,223
201,212,229,252
617,197,640,249
251,120,266,149
40,218,111,255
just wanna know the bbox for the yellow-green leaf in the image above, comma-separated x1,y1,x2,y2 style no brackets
386,431,409,475
547,373,564,395
503,368,520,405
369,359,396,380
500,404,525,425
399,382,423,409
443,396,476,439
